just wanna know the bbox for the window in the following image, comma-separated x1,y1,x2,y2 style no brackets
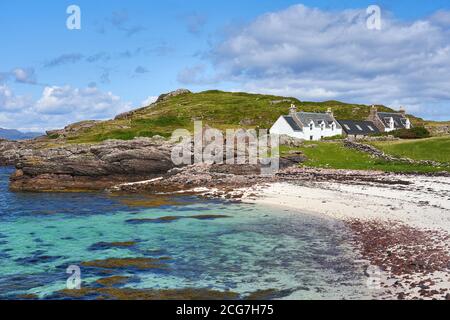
356,125,363,131
309,123,314,130
368,125,375,131
331,123,336,131
321,123,325,131
344,124,351,131
310,136,313,141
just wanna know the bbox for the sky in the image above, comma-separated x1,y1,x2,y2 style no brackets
1,0,450,131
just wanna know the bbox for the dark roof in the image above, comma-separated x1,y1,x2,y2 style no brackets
282,116,302,131
338,120,380,135
377,112,409,129
295,112,342,129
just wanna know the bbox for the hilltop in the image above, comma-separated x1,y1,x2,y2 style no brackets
44,89,431,144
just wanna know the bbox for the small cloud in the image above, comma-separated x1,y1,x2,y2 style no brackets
86,52,111,63
183,13,207,34
110,10,129,28
12,68,37,84
0,72,10,84
100,68,111,84
125,25,146,37
134,66,149,74
44,53,84,68
177,64,217,85
140,96,158,107
150,42,174,56
107,10,146,37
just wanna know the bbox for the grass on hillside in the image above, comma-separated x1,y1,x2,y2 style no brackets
66,90,407,144
368,136,450,163
281,141,450,173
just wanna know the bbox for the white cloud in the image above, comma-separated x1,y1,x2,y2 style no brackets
0,84,133,131
12,68,37,84
140,96,158,107
0,85,32,111
188,4,450,120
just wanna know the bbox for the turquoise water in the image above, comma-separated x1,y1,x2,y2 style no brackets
0,167,372,299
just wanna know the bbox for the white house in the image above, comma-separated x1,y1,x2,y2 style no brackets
367,106,412,133
270,105,342,141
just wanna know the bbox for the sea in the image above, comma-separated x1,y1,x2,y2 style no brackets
0,166,373,299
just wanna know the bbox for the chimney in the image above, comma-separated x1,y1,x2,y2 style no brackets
399,106,406,116
326,107,333,117
369,105,377,119
289,104,297,116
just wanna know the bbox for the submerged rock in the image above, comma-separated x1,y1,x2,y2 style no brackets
95,276,134,287
80,257,171,270
126,215,230,224
54,287,239,300
88,241,138,251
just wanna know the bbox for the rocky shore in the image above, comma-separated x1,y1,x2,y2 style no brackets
0,139,22,166
9,137,176,192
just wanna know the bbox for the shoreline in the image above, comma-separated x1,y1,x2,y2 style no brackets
235,177,450,300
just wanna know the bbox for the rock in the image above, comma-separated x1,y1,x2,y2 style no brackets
278,135,304,147
270,99,293,105
155,89,191,103
239,119,255,126
445,293,450,300
46,121,102,138
0,139,21,165
9,138,177,192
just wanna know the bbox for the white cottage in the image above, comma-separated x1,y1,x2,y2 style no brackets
367,106,412,133
270,105,342,141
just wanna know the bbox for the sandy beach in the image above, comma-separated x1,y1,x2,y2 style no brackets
238,175,450,300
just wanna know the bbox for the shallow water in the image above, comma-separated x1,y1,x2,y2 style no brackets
0,167,372,299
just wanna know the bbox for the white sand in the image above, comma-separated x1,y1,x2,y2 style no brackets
239,175,450,299
241,176,450,232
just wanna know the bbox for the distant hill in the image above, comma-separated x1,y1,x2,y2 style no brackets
0,128,43,140
44,89,438,144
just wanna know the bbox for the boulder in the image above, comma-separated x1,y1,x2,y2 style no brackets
278,134,304,147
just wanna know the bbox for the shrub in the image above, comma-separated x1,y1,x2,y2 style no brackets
392,127,431,139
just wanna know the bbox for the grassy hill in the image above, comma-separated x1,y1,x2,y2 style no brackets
61,90,426,144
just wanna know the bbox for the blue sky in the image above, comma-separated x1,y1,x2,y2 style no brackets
1,0,450,131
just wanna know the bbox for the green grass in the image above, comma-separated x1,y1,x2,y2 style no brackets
64,90,419,144
281,141,450,173
369,136,450,163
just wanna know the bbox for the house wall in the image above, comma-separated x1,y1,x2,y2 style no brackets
270,116,342,141
302,125,342,141
270,117,305,140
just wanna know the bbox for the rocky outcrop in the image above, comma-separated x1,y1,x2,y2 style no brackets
10,138,177,192
155,89,191,103
46,120,102,138
0,139,22,165
426,124,450,136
